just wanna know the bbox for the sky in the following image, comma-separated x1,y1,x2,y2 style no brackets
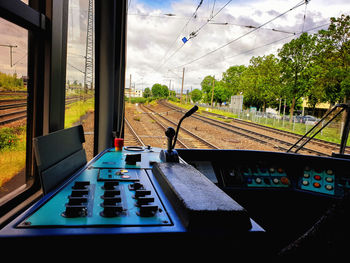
125,0,350,93
0,0,349,93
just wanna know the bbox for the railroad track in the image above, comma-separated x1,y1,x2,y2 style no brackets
158,100,329,156
124,117,145,147
200,108,348,155
139,104,220,150
0,96,93,126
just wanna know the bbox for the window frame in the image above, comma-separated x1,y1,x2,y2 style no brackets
0,0,69,224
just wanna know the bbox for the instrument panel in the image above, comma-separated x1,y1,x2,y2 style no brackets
178,149,350,198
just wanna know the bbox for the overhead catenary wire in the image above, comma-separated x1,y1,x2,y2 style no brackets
156,0,204,71
184,22,330,72
171,0,309,70
157,0,233,71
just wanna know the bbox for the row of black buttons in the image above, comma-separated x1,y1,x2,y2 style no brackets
100,181,123,217
62,180,160,218
62,181,90,218
130,182,159,217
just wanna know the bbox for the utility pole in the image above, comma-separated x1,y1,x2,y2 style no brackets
180,67,185,103
0,44,17,67
84,0,94,90
211,75,215,108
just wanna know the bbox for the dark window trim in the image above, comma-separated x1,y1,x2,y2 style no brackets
94,0,127,155
0,0,69,225
0,0,46,31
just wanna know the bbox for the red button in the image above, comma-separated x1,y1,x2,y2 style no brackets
313,182,321,188
280,177,289,185
314,175,321,180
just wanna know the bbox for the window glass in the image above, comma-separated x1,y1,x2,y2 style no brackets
65,0,95,161
0,18,28,202
125,0,350,156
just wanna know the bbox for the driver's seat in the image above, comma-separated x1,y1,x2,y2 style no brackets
33,125,87,194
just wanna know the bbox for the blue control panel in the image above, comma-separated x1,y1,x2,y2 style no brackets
241,166,290,188
299,166,336,195
14,147,175,229
18,168,171,227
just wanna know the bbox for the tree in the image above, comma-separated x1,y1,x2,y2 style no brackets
278,32,316,121
221,65,246,96
143,87,151,98
200,75,216,104
213,80,232,105
314,14,350,105
151,83,169,97
190,88,202,103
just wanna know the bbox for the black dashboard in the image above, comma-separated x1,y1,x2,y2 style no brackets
177,149,350,198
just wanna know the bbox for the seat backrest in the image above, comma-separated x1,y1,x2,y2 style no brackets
33,125,87,194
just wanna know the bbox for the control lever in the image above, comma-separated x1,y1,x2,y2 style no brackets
159,127,179,162
159,105,198,162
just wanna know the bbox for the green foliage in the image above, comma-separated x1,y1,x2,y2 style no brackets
198,14,350,116
190,88,202,103
0,72,25,91
278,32,316,119
151,83,169,98
0,127,22,150
200,75,216,104
143,87,152,98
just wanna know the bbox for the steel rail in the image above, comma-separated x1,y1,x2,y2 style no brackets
141,104,220,150
159,101,328,156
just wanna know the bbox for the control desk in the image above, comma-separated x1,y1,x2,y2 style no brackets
0,146,263,245
178,149,350,198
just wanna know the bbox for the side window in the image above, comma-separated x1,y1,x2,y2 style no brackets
65,0,95,161
0,17,28,203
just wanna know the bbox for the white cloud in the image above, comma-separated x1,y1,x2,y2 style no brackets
126,0,350,93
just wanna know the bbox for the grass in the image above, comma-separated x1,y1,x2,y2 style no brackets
0,97,95,188
0,129,26,187
64,97,94,128
168,100,349,146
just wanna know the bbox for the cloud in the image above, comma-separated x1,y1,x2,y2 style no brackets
125,0,350,93
0,18,28,77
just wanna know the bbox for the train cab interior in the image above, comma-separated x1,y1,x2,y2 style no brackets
1,0,350,260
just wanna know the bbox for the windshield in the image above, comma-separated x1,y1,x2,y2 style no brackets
123,0,350,157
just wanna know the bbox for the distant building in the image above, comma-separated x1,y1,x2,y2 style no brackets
301,98,330,117
125,86,142,98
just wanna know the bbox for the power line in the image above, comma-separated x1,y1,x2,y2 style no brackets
157,0,233,71
158,0,204,65
0,44,18,67
67,62,84,74
189,0,233,39
208,21,297,35
186,22,330,72
171,0,308,70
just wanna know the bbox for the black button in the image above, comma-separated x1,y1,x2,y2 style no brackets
135,189,151,198
137,196,154,205
71,189,89,197
263,178,270,184
72,181,90,189
102,196,122,205
102,189,121,198
128,182,143,191
68,196,88,205
102,181,119,190
63,205,87,218
138,205,158,217
100,205,123,217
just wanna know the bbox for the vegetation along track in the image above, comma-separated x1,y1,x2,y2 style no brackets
0,96,92,126
139,103,220,149
158,100,330,157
